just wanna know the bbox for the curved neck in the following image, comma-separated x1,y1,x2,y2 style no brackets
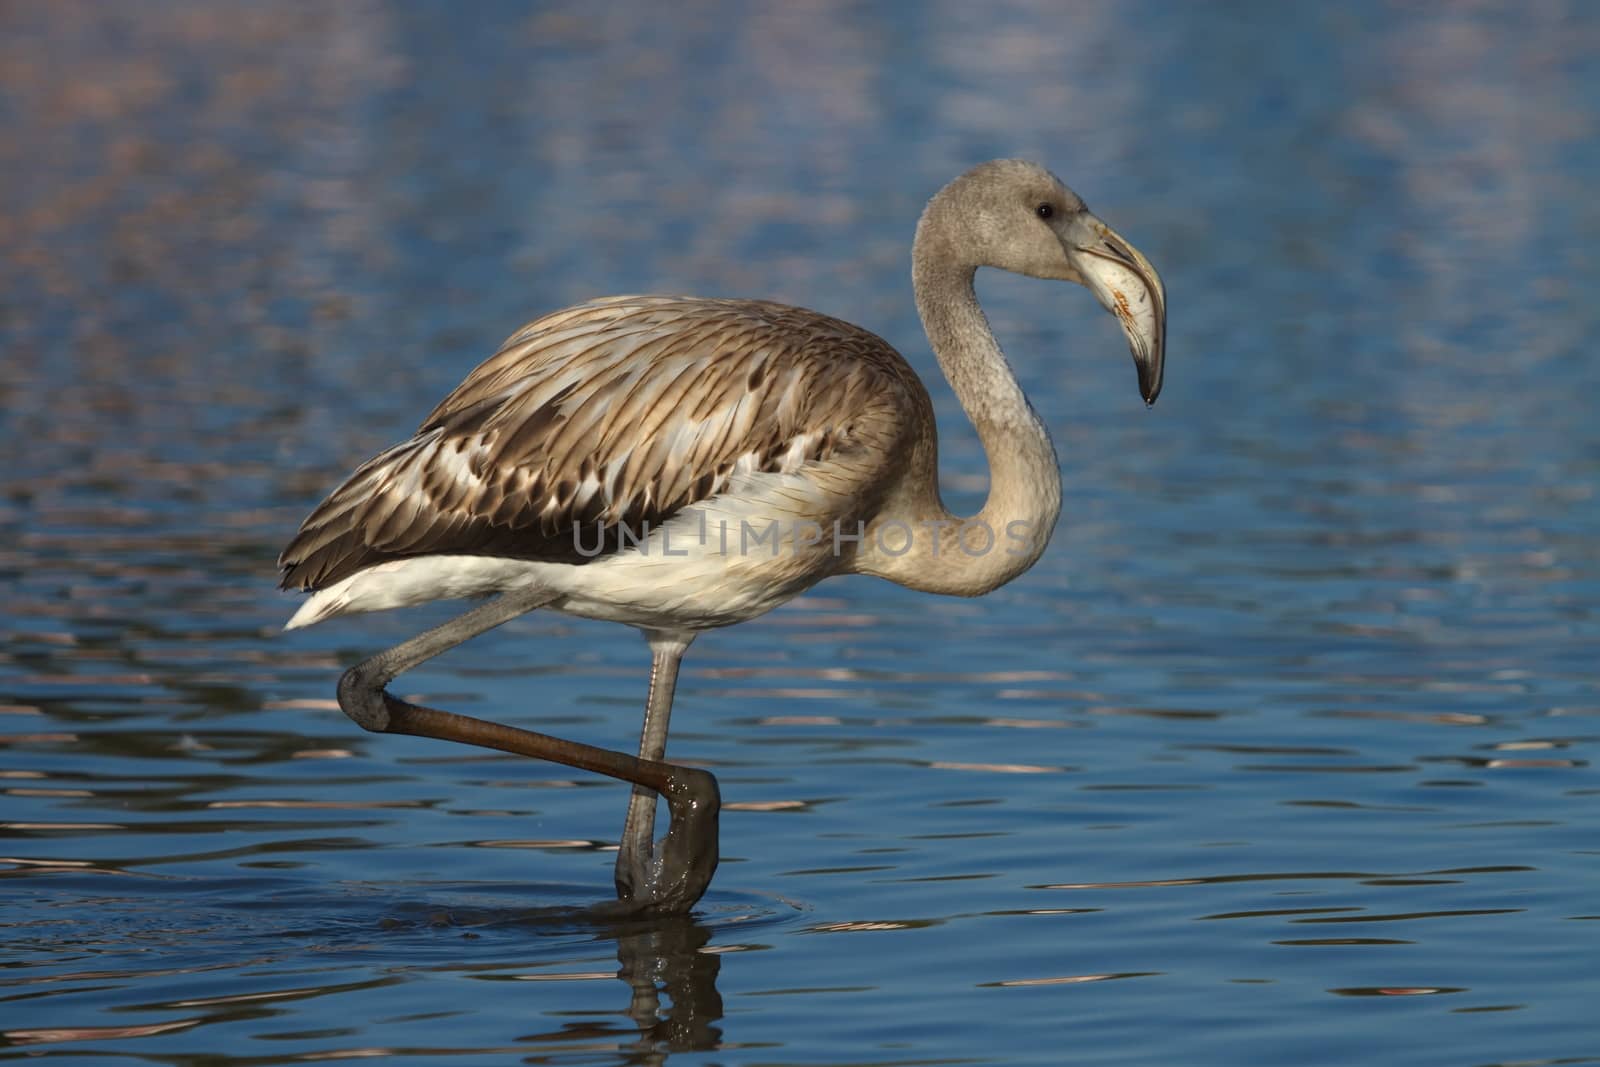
863,243,1062,597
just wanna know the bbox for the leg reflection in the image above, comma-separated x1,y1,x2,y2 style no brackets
613,916,724,1055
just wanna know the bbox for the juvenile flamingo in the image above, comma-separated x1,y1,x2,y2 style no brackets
279,160,1166,914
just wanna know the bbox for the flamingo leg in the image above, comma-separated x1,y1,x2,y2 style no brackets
616,632,695,901
334,589,720,915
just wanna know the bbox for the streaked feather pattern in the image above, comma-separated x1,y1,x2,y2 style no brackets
279,296,928,592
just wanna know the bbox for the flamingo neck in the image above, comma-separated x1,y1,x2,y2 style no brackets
861,247,1062,597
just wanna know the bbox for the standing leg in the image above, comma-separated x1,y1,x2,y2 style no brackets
335,590,719,915
616,631,695,900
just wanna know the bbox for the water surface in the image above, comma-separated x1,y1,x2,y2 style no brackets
2,2,1597,1064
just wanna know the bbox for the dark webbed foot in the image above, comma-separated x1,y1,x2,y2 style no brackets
607,766,721,916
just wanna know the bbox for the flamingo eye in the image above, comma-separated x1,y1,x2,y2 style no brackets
1035,203,1054,220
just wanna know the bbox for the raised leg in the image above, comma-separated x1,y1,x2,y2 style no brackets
616,632,695,900
335,590,719,915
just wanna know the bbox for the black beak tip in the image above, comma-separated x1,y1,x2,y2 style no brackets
1137,364,1162,407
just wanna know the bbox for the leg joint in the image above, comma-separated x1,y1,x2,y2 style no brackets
664,765,721,814
336,663,393,733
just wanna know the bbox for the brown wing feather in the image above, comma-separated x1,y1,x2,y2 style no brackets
278,296,925,592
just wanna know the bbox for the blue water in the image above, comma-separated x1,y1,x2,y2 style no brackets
2,2,1597,1063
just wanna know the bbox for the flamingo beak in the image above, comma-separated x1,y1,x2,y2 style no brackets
1068,215,1167,406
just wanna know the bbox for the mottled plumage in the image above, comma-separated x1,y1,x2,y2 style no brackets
279,160,1166,915
279,296,928,594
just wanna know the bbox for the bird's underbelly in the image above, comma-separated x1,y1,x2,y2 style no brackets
548,537,836,630
284,473,857,632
